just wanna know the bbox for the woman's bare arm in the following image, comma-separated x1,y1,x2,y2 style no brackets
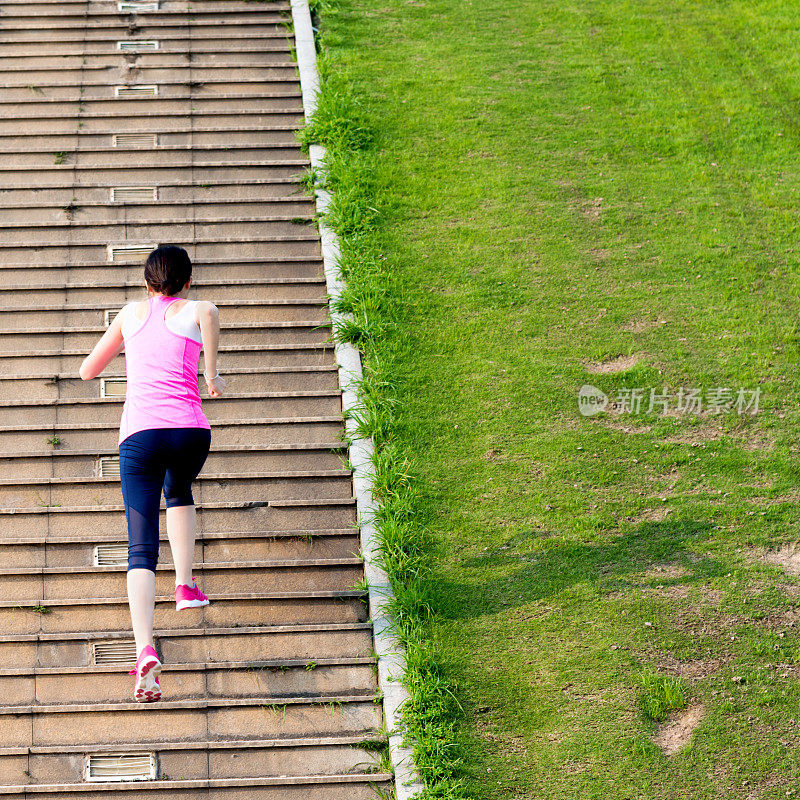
79,308,126,380
197,300,225,397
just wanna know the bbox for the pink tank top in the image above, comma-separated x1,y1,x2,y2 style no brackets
118,295,211,445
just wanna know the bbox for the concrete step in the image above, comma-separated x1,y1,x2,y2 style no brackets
0,110,305,135
0,275,325,302
0,24,291,41
0,441,347,479
0,591,367,636
1,12,288,28
0,735,385,786
0,80,301,104
0,298,326,327
0,694,383,749
0,225,319,254
0,657,377,706
0,39,296,59
0,366,339,401
0,178,310,207
0,775,393,800
0,145,306,168
0,67,300,90
0,1,291,15
0,197,314,222
0,235,320,265
0,65,300,87
1,0,290,10
0,558,364,603
0,388,340,422
0,414,344,451
0,527,360,568
0,255,324,284
0,198,315,224
0,94,303,120
0,52,296,70
0,216,316,242
0,468,353,508
0,160,307,187
0,496,358,539
0,623,374,670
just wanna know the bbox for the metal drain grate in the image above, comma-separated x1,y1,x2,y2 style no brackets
114,85,158,98
107,243,157,262
101,379,127,398
104,309,121,326
117,40,159,51
85,752,156,782
118,0,159,11
112,133,158,147
97,457,122,481
93,543,128,566
92,640,137,665
110,187,157,203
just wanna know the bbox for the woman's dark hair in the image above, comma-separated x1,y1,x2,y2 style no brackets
144,245,192,296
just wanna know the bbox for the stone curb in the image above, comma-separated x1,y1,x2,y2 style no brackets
288,2,425,798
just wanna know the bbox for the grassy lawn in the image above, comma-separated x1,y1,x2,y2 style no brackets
312,1,800,797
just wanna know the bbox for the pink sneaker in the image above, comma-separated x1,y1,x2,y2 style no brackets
175,579,210,611
129,645,161,703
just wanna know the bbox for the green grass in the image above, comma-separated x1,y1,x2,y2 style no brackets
640,671,689,722
304,0,800,797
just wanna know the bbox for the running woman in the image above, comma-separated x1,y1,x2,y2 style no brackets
79,245,225,702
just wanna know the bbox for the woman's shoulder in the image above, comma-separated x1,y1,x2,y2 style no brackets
124,299,150,319
194,300,219,317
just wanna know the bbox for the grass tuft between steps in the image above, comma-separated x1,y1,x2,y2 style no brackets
295,12,467,800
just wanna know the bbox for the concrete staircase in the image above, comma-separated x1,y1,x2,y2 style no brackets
0,0,392,796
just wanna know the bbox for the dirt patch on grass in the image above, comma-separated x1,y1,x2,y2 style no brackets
754,544,800,575
584,354,639,374
655,652,730,681
630,505,674,523
743,489,799,508
589,418,653,435
580,197,604,221
660,421,725,444
654,704,705,755
732,429,776,452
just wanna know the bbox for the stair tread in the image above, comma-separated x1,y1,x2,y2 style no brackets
0,527,354,544
1,622,371,642
0,556,361,575
0,441,344,458
0,774,393,793
0,656,374,677
0,733,384,756
0,555,362,576
0,469,349,488
0,692,376,715
0,589,363,608
0,214,317,230
0,497,355,514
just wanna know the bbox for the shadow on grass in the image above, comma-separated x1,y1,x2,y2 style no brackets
432,518,723,619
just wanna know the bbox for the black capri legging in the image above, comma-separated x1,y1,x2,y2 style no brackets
119,427,211,572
